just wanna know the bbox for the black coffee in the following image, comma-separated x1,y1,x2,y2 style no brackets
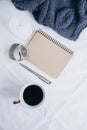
23,85,44,106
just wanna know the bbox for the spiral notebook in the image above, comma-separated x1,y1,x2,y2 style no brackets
26,30,73,78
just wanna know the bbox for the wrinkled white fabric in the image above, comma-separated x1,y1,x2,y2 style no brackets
0,0,87,130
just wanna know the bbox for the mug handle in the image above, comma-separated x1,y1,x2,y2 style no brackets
13,100,21,104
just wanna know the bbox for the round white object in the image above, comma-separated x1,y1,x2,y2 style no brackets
9,16,33,39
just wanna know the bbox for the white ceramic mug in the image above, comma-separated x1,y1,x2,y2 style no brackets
13,83,45,108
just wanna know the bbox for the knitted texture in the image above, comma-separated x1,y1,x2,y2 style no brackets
11,0,87,41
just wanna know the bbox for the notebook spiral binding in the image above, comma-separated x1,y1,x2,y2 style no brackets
37,30,73,55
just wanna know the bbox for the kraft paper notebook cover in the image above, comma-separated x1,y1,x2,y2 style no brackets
26,30,73,78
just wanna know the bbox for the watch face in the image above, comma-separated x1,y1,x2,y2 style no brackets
23,85,44,106
21,45,27,57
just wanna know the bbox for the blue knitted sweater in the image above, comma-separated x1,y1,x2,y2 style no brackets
11,0,87,41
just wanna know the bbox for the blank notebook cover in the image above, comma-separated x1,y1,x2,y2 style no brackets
26,30,73,78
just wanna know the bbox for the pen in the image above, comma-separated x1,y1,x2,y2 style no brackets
19,63,51,85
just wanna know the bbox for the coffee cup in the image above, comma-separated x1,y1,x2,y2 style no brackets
13,84,45,108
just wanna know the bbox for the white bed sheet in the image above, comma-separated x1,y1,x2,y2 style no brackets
0,0,87,130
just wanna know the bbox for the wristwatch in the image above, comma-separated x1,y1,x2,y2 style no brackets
9,43,27,61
